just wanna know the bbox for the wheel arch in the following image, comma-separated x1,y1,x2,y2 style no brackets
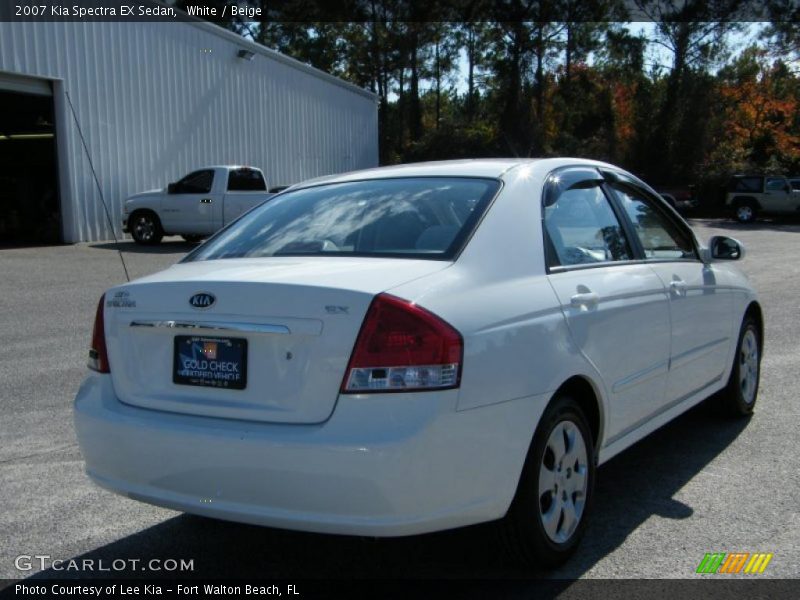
731,195,761,210
547,375,605,457
744,300,764,354
129,207,162,224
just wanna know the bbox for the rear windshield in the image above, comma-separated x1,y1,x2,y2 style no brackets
184,177,501,262
227,168,267,191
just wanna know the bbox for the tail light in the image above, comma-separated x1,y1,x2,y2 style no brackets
342,293,462,393
88,294,110,373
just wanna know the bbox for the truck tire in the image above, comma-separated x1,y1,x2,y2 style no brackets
130,211,164,245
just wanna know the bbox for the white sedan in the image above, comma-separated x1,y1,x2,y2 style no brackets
75,159,762,566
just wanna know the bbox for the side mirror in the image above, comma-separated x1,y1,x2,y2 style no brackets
709,235,745,261
167,182,178,194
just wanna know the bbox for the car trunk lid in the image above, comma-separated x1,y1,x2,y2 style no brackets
104,257,449,424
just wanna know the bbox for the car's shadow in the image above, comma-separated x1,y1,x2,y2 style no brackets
90,240,199,254
30,400,750,581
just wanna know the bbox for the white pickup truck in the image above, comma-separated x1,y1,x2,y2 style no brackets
122,166,281,244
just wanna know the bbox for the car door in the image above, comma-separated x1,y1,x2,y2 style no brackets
762,177,791,214
543,168,672,443
608,180,734,405
160,169,217,234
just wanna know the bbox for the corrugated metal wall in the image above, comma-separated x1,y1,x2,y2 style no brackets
0,21,379,242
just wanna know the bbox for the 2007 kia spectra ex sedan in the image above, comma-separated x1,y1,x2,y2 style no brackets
74,158,763,567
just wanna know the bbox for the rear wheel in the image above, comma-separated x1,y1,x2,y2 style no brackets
734,201,757,223
500,396,595,568
718,316,761,416
130,211,163,245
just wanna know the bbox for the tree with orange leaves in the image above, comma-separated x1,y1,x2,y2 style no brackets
705,47,800,177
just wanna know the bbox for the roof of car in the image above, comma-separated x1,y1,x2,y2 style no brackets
290,158,618,188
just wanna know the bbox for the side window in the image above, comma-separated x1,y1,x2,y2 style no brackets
544,184,632,267
611,184,697,260
766,177,786,192
228,168,267,192
176,170,214,194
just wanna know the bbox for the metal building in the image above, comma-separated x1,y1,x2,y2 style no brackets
0,20,379,244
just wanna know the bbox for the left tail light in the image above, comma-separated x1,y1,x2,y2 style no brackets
88,294,110,373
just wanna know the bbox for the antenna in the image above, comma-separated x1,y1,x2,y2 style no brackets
64,90,130,282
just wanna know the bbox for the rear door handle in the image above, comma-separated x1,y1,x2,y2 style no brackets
570,291,600,307
200,198,213,204
670,280,688,296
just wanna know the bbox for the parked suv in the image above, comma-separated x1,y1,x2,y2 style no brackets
726,174,800,223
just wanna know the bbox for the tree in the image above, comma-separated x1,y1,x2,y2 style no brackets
706,47,800,176
633,0,745,182
455,22,492,120
761,0,800,67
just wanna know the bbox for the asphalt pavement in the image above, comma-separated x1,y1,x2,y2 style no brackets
1,222,798,581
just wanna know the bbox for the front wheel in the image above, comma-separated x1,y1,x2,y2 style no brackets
718,316,761,416
130,211,163,245
500,396,595,568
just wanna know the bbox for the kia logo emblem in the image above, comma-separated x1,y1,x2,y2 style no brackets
189,293,216,309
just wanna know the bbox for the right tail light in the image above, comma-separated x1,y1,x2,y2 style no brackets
341,293,462,393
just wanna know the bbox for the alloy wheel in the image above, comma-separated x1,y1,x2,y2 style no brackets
739,328,759,405
134,215,156,242
538,420,589,544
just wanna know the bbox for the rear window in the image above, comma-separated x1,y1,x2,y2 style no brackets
184,177,501,262
228,168,267,191
729,177,763,193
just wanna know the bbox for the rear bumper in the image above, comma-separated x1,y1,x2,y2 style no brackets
74,374,546,536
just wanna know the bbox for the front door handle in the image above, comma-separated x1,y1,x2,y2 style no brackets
200,198,213,204
570,291,600,308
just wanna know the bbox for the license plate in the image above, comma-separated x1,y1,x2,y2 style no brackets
173,336,247,390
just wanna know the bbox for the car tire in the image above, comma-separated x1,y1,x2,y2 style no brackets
500,395,595,569
717,315,761,417
181,234,204,243
733,201,758,224
130,211,164,245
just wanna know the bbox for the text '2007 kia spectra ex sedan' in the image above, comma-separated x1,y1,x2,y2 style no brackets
75,158,762,566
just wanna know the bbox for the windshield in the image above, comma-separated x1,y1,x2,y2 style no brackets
184,177,501,262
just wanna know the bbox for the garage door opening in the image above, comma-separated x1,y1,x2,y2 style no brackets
0,87,61,245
